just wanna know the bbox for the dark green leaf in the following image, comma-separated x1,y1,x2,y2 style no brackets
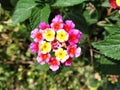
12,0,36,26
96,56,120,74
101,0,110,7
10,0,18,6
98,56,116,65
52,0,85,7
92,30,120,60
30,4,51,29
83,10,98,25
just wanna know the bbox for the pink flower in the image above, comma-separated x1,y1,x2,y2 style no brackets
39,22,50,30
64,58,72,66
48,57,60,71
51,22,64,31
30,28,43,42
51,15,64,31
67,45,81,58
30,42,39,53
52,14,63,23
68,29,82,44
37,53,50,65
63,20,75,33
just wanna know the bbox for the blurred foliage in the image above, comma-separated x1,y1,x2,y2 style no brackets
0,0,120,89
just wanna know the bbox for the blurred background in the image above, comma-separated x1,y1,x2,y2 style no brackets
0,0,120,90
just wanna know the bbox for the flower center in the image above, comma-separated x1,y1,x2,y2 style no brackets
41,54,48,60
69,47,76,54
35,32,42,40
51,60,58,66
53,22,61,30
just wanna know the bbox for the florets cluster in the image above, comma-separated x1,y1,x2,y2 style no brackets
30,15,82,71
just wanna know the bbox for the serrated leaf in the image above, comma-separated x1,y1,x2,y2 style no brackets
52,0,85,7
98,56,116,65
104,26,120,34
92,30,120,60
12,0,36,26
30,4,51,29
96,56,120,74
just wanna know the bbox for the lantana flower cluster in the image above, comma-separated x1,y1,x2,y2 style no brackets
30,15,82,71
109,0,120,9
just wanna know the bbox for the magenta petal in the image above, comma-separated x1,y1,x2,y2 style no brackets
30,28,39,38
69,54,74,58
37,56,42,63
52,14,63,23
29,42,39,53
75,47,81,57
78,31,82,40
50,22,64,31
68,29,82,44
50,65,59,71
66,20,75,29
39,22,50,30
64,58,72,66
37,53,51,64
40,61,45,65
37,56,46,65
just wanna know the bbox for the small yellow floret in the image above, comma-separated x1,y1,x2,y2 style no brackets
56,29,69,42
55,48,69,62
39,41,51,54
116,0,120,6
43,28,55,41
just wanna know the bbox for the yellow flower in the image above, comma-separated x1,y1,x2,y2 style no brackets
55,48,69,62
56,29,69,42
43,28,55,41
116,0,120,6
39,41,51,54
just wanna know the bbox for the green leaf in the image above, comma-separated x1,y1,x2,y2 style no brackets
34,61,49,71
52,0,85,7
12,0,36,26
92,30,120,60
83,10,98,25
96,56,120,74
30,4,51,29
101,0,110,7
99,56,116,65
104,26,120,35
